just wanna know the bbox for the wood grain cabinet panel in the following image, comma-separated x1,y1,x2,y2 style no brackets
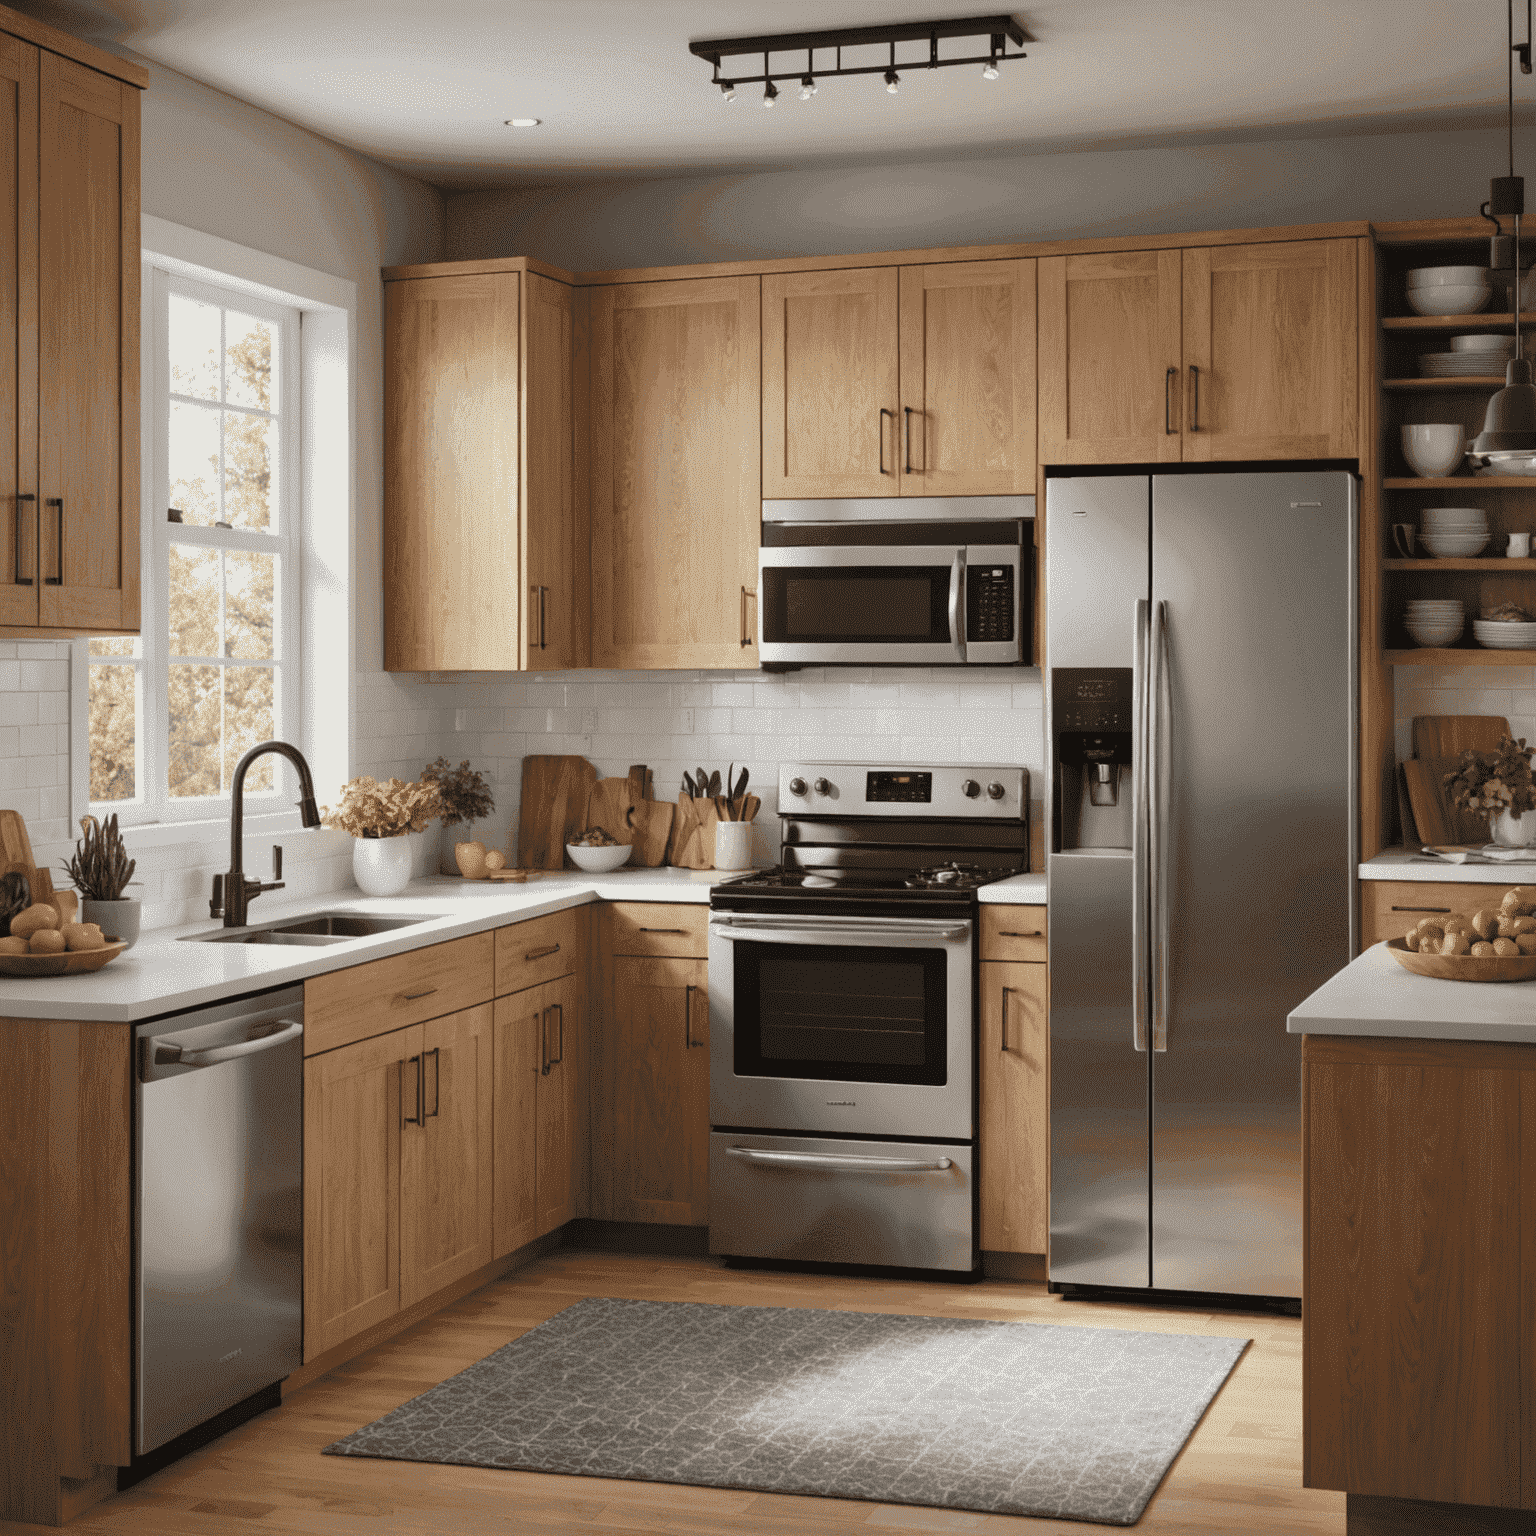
1358,881,1528,949
1182,238,1357,461
978,961,1049,1254
604,901,708,958
494,905,581,998
980,905,1048,962
0,35,35,629
897,260,1036,495
490,987,540,1257
589,275,761,670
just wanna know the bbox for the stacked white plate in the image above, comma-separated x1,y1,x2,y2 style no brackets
1419,506,1489,557
1418,351,1513,377
1405,598,1465,647
1474,618,1536,649
1407,266,1491,317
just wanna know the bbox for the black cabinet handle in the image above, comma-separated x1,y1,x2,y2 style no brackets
684,983,695,1049
641,927,687,935
998,929,1043,938
741,586,756,648
1165,367,1177,434
44,497,61,585
1190,365,1201,432
13,493,32,586
401,987,438,1001
537,585,548,650
1000,985,1014,1053
903,405,914,473
1390,905,1451,914
878,407,893,474
426,1047,440,1117
403,1054,424,1126
525,942,561,962
550,1002,564,1067
540,1004,551,1076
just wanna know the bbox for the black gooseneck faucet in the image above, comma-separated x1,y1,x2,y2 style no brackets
210,739,323,928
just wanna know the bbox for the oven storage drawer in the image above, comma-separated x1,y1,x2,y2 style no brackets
708,1131,974,1272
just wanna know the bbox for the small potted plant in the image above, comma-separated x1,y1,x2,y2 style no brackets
421,757,496,876
322,775,443,896
1444,734,1536,847
63,813,140,948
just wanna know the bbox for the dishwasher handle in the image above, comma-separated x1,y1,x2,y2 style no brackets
154,1019,303,1067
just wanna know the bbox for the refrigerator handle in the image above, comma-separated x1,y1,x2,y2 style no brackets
1151,598,1170,1053
1132,597,1151,1052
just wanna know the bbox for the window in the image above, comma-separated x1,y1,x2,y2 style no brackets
88,269,301,822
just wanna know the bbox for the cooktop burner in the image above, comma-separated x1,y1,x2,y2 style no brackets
720,862,1005,898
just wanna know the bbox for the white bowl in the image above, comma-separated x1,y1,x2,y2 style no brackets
565,842,632,872
1474,621,1536,649
1406,600,1464,610
1406,624,1465,647
1422,534,1490,557
1408,266,1492,287
1402,424,1467,477
1407,286,1492,317
1451,333,1518,352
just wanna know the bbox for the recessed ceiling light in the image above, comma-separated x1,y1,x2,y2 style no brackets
503,118,541,128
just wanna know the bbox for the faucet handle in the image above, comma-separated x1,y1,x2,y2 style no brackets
273,844,283,881
209,873,224,919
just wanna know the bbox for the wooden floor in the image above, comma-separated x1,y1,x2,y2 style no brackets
1,1249,1345,1536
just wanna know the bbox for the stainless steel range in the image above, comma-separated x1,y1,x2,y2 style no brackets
707,761,1029,1273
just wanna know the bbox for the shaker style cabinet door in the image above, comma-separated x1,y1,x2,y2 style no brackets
588,276,761,669
535,969,585,1235
384,272,521,671
978,960,1049,1254
0,36,35,628
898,260,1036,495
1038,250,1183,466
491,989,540,1258
762,266,899,499
36,50,139,633
1181,238,1358,462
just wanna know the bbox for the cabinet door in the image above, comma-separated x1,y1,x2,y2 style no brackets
763,267,899,498
1038,250,1182,465
36,51,138,633
522,272,583,668
384,272,521,671
535,970,585,1235
491,990,540,1258
594,955,709,1224
0,36,35,628
1182,239,1358,461
978,961,1049,1254
898,260,1035,495
589,277,761,669
303,1025,414,1362
400,1003,493,1307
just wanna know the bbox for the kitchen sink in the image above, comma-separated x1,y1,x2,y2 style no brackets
184,911,434,945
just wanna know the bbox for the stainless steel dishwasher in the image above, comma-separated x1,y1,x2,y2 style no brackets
135,984,303,1456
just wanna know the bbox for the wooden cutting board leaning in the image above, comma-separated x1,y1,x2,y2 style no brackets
515,755,598,869
1401,716,1513,848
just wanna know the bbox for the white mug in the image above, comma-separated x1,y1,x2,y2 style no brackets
1509,531,1532,559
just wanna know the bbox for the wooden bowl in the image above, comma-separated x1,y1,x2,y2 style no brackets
0,938,128,977
1386,935,1536,983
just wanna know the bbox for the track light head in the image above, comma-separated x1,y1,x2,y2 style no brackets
982,56,999,80
720,80,735,102
884,67,900,93
763,79,779,108
799,74,817,101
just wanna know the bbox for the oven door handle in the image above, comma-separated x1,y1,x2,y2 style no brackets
725,1146,953,1173
948,549,966,659
710,916,970,942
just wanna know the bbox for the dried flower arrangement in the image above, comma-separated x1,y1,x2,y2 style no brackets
63,813,137,900
322,775,443,839
421,757,495,827
1444,734,1536,815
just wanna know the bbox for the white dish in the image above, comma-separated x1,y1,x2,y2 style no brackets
1419,355,1511,375
565,842,632,872
1421,508,1487,523
1408,266,1491,287
1407,287,1492,317
1475,628,1536,650
1450,333,1518,352
1473,457,1536,476
1421,536,1490,557
1402,424,1467,477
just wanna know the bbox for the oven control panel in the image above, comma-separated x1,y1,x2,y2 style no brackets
781,763,1028,819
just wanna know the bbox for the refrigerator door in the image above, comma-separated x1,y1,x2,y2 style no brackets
1046,474,1152,1289
1149,470,1356,1298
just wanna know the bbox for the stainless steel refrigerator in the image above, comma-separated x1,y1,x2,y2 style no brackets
1045,469,1356,1302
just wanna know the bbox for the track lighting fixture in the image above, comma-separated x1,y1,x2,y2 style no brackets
720,81,735,102
884,67,900,93
763,79,778,108
799,74,817,100
982,54,999,80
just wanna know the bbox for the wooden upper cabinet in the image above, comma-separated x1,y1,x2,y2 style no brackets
588,276,761,670
763,267,899,498
0,34,35,629
898,260,1036,495
1181,238,1358,461
1038,249,1183,465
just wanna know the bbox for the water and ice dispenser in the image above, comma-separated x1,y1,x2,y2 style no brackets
1051,668,1133,850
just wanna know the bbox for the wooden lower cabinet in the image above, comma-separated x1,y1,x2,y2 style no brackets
978,960,1049,1254
1359,879,1534,948
592,952,710,1224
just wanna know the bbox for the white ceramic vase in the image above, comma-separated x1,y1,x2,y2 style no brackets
353,835,413,896
714,819,753,871
1491,807,1536,848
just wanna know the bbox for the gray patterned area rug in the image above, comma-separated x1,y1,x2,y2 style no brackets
324,1297,1248,1526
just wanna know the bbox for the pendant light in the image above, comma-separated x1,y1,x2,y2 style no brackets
1474,0,1536,465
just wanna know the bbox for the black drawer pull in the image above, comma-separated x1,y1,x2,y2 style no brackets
998,930,1043,938
401,987,438,1001
525,942,561,962
640,927,688,935
1390,906,1451,914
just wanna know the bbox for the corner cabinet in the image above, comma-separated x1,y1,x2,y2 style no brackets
0,27,142,637
382,260,583,672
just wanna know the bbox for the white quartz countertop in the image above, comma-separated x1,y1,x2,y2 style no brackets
979,872,1047,903
1289,941,1536,1044
1361,848,1536,883
0,867,723,1024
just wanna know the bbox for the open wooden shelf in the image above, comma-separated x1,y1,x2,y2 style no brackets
1384,477,1536,489
1384,377,1505,390
1386,648,1536,666
1385,558,1536,571
1382,313,1534,330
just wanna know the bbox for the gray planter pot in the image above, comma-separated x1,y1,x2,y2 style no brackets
81,896,140,950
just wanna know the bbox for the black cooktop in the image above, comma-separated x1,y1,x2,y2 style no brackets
714,860,1012,906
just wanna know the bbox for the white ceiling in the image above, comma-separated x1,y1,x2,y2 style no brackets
17,0,1527,189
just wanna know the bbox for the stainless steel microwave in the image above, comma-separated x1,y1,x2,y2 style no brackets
758,497,1034,669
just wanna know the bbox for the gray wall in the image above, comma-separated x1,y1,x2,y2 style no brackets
445,122,1529,271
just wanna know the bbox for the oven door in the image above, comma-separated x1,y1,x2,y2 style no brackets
708,912,973,1140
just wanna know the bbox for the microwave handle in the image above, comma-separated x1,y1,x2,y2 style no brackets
949,551,966,660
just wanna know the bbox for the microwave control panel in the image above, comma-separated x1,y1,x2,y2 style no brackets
966,566,1015,644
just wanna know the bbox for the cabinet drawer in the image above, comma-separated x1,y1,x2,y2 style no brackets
980,906,1048,962
304,931,495,1056
496,906,583,997
606,902,708,958
1360,881,1535,949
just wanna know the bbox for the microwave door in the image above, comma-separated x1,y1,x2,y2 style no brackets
758,545,967,666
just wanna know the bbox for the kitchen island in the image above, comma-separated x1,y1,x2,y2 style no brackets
1289,944,1536,1536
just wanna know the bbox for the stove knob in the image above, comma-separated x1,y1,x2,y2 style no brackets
788,777,808,797
813,777,832,795
961,779,981,798
986,781,1006,801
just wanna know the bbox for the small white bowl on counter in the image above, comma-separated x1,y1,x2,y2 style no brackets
566,842,632,872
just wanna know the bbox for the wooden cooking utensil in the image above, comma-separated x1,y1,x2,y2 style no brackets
1412,715,1511,761
515,755,598,870
0,810,36,873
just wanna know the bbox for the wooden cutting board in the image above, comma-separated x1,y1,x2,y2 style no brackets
668,795,719,870
627,799,674,867
515,755,597,870
586,777,636,845
0,810,36,872
1403,756,1492,847
1412,715,1511,760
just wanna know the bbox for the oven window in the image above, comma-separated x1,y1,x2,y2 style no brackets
762,566,951,644
733,941,948,1086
